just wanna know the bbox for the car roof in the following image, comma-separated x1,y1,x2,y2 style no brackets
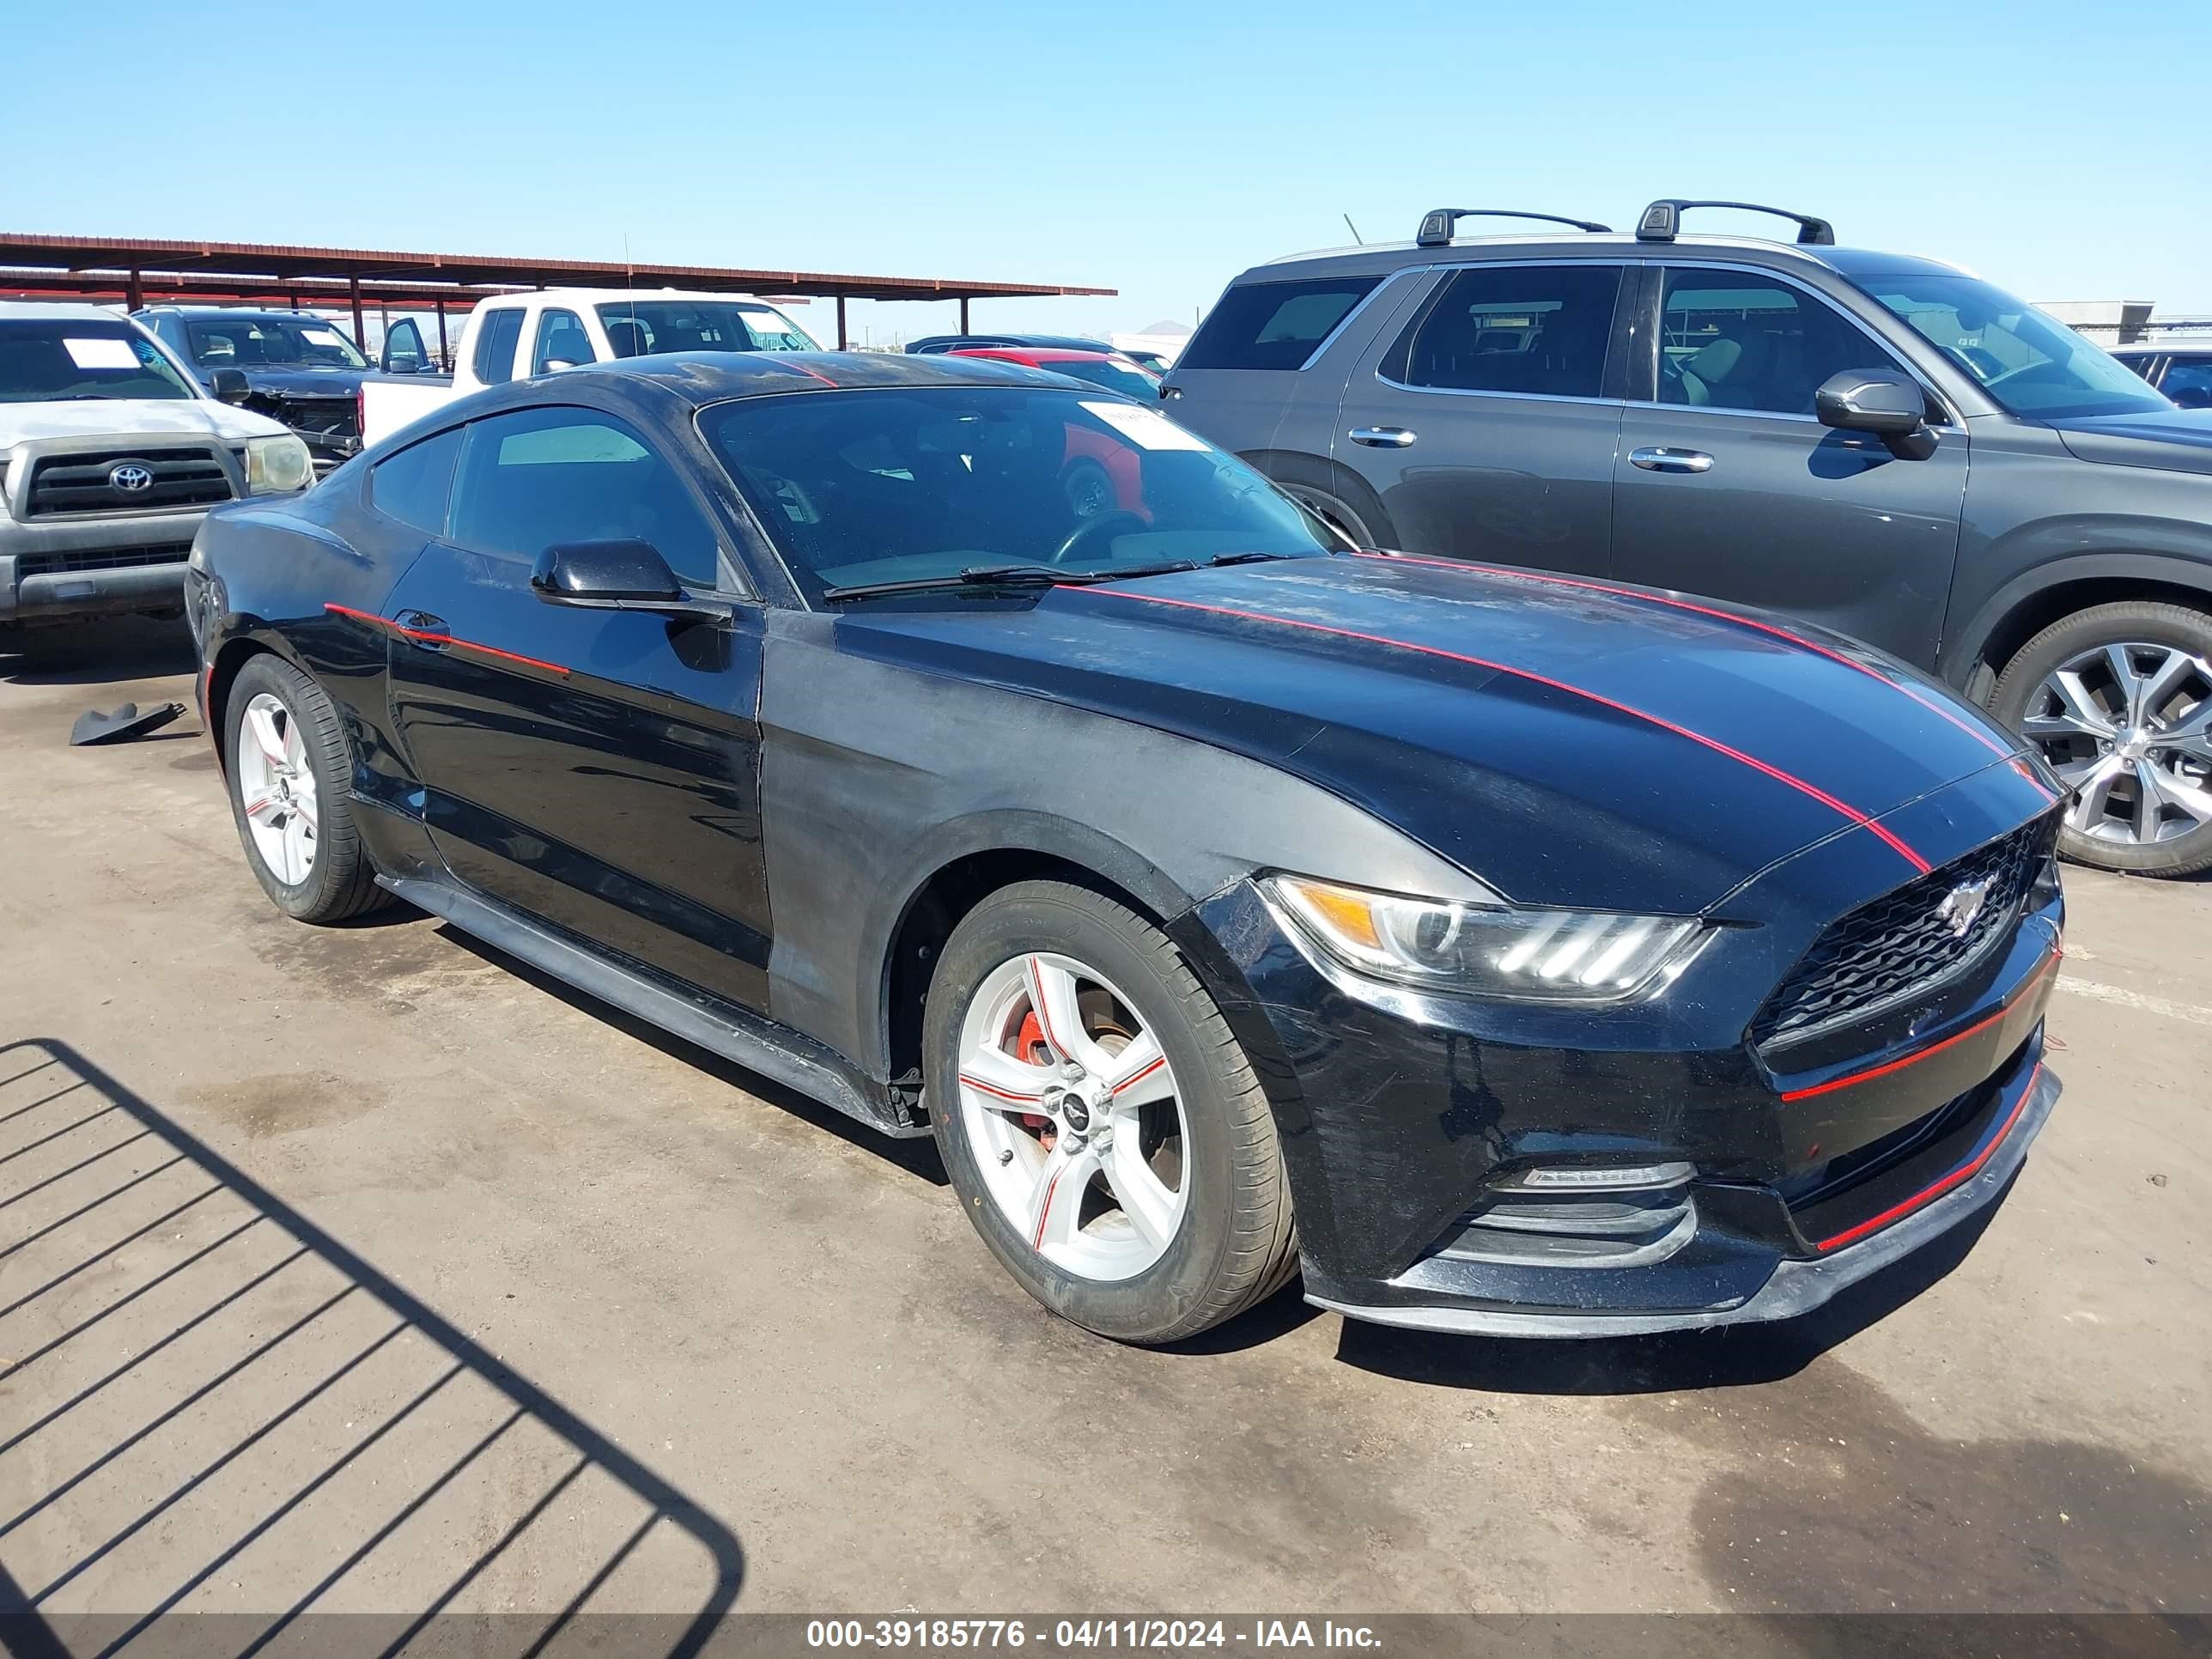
0,300,132,321
512,349,1079,408
1250,234,1967,284
143,306,331,320
484,288,796,307
949,346,1122,365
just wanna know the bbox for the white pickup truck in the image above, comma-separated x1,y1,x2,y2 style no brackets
360,288,820,447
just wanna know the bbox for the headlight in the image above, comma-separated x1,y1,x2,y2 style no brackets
1262,874,1709,1003
245,434,313,495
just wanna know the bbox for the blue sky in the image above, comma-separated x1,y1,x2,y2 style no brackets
4,0,2206,344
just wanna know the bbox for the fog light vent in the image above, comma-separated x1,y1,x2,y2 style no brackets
1433,1167,1697,1268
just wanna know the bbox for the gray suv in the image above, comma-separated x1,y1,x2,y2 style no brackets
1164,199,2212,878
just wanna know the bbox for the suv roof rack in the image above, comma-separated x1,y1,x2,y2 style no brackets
1634,199,1834,246
1414,209,1611,247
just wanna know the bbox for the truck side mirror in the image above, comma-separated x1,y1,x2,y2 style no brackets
210,367,252,405
1815,368,1937,460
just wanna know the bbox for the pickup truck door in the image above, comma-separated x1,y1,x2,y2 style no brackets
382,403,772,1012
1607,264,1967,669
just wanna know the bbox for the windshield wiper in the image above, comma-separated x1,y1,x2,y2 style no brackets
1206,551,1295,567
821,561,1196,604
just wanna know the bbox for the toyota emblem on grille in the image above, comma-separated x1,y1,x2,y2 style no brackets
108,463,155,492
1936,876,1993,939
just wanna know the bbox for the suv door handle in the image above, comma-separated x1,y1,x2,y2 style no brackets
1349,427,1417,448
1629,447,1713,473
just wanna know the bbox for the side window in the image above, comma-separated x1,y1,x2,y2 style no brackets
153,315,190,354
471,307,526,386
1391,264,1622,398
383,319,427,372
368,426,464,535
2164,361,2212,410
1179,276,1382,371
532,308,595,374
1656,270,1901,416
446,406,722,588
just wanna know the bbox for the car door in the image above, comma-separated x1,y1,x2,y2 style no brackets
1330,261,1630,574
2162,354,2212,410
382,402,773,1012
532,307,597,375
1608,264,1968,668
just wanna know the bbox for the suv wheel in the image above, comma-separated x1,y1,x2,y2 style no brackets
225,655,392,921
1991,600,2212,876
925,880,1298,1344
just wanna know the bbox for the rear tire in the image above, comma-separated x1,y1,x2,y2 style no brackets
926,880,1297,1344
225,654,391,921
1990,599,2212,877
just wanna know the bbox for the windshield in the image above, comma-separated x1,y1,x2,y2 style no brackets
596,301,818,356
0,319,198,404
1865,276,2172,421
185,316,367,369
701,386,1330,602
1040,357,1162,401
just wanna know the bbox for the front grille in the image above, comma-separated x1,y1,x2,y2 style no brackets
16,544,193,579
1753,817,2055,1047
25,447,234,518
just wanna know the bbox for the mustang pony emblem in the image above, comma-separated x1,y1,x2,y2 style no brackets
1936,876,1994,940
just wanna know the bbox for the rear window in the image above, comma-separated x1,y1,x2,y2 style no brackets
1179,276,1381,371
368,426,462,535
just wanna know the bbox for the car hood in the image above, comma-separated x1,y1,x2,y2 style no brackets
2051,407,2212,477
836,556,2037,913
0,397,289,447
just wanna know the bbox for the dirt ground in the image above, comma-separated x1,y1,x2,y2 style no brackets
2,620,2205,1634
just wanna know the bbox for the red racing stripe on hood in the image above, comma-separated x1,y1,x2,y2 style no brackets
1352,551,2039,788
1083,585,1932,875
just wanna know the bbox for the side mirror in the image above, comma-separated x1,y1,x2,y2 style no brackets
383,351,422,374
210,367,252,405
1815,368,1937,459
531,539,725,621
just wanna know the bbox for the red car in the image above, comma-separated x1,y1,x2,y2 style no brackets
946,347,1164,518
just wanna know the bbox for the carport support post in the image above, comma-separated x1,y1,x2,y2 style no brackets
436,301,449,368
348,276,365,352
126,268,143,312
959,296,969,335
836,295,847,350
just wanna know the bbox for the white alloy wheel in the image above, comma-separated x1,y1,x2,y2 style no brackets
955,951,1188,1281
235,690,319,886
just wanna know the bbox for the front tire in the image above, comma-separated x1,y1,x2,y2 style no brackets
926,881,1297,1344
225,654,390,921
1991,600,2212,877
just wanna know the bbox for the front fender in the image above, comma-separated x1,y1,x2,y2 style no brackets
1946,542,2212,688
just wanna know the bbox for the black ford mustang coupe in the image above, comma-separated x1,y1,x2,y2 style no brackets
185,352,2064,1344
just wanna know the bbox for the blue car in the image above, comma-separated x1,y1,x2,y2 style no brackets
184,350,2063,1344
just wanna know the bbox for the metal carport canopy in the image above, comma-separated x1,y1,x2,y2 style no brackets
0,232,1116,346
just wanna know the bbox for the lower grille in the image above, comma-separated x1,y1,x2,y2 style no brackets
16,544,193,578
1753,817,2055,1048
276,396,361,444
26,447,234,517
1430,1182,1696,1268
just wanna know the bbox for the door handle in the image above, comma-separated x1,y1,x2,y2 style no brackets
1629,447,1714,473
394,609,450,647
1349,427,1417,448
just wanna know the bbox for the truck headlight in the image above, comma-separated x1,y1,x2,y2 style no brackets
245,434,313,495
1262,874,1710,1003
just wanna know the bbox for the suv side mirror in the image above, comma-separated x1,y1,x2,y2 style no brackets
383,349,422,374
1816,368,1937,460
531,540,726,622
210,367,252,405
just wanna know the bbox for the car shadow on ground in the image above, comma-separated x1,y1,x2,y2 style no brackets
2,618,198,687
428,927,952,1189
1330,1184,2004,1395
0,1038,743,1656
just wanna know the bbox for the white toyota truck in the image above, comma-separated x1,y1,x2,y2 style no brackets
360,288,819,446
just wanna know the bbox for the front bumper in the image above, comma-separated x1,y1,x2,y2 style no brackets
0,527,198,623
1170,763,2067,1339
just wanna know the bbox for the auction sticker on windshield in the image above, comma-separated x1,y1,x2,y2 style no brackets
1080,400,1210,451
63,337,140,370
